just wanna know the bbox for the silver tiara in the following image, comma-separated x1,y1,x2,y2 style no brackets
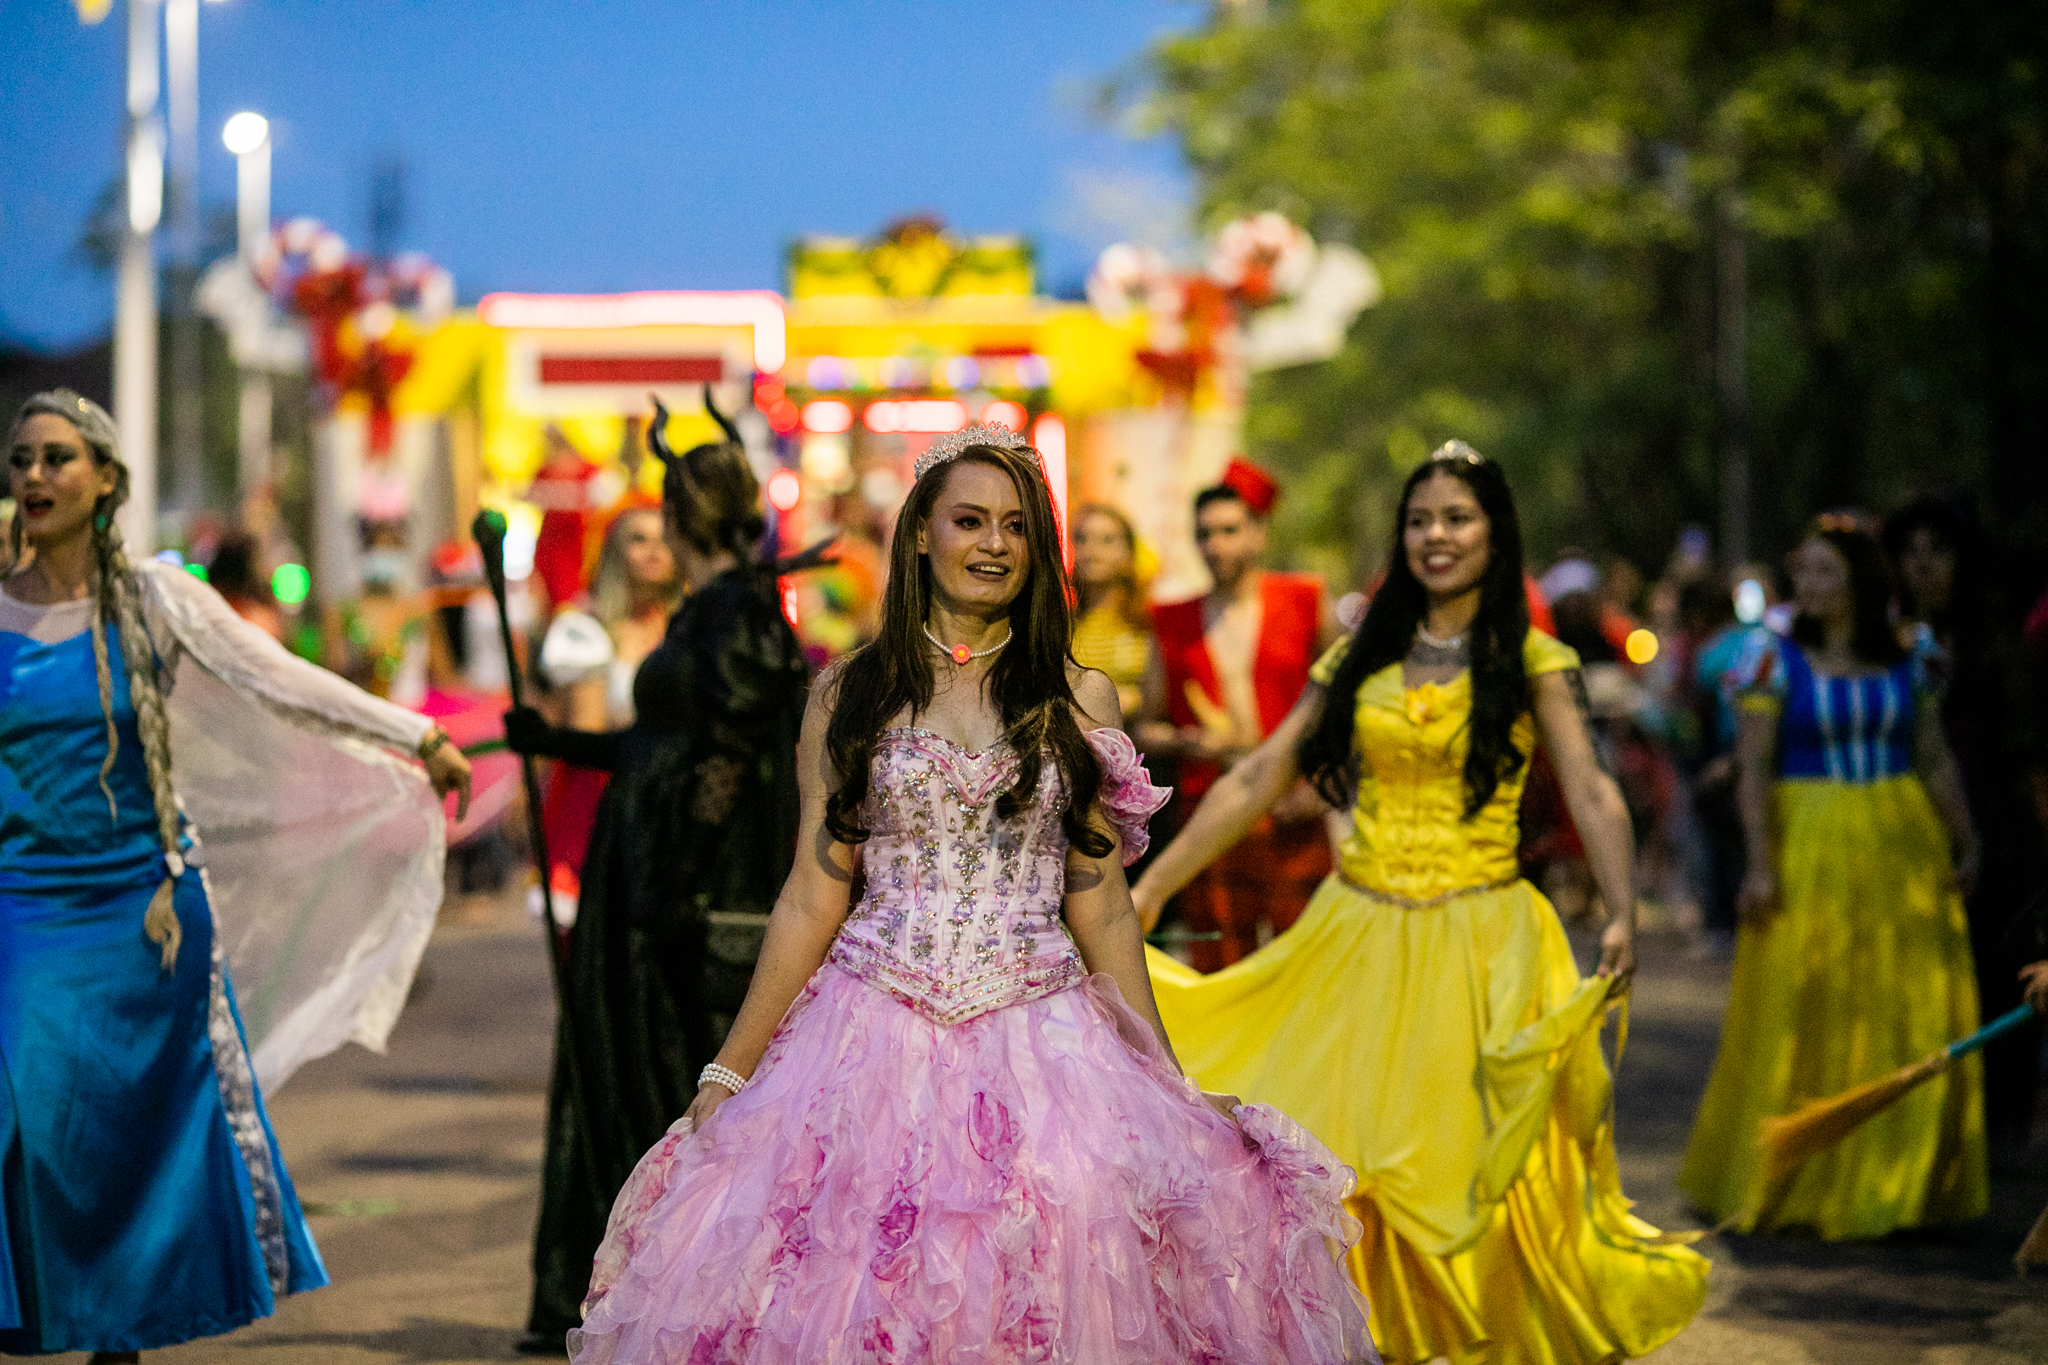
913,422,1030,483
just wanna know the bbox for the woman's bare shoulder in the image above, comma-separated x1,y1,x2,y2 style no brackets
1067,664,1122,730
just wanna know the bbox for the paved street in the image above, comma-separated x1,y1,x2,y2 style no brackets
138,892,2048,1365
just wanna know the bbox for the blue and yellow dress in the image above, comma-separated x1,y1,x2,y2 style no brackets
1678,633,1986,1237
1148,630,1707,1365
0,591,330,1352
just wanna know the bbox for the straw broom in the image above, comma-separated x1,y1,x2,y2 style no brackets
1756,1003,2037,1192
2018,1200,2048,1274
1651,1002,2038,1245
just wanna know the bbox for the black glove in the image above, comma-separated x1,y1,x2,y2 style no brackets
501,706,623,772
503,706,549,756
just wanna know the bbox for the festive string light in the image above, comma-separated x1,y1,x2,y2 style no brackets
271,563,311,606
766,468,803,512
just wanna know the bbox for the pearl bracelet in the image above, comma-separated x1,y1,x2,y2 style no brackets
699,1063,748,1095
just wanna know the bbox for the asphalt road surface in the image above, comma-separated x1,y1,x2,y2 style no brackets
134,891,2047,1365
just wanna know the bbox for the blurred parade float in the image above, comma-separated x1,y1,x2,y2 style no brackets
192,210,1375,676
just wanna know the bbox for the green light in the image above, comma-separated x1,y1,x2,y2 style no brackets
185,562,209,581
272,562,311,606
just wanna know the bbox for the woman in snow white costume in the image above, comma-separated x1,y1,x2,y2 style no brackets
0,392,470,1357
567,425,1377,1364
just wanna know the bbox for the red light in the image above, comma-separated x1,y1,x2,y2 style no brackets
766,398,801,434
754,379,786,406
801,399,854,434
980,400,1027,432
1034,414,1069,555
766,468,802,511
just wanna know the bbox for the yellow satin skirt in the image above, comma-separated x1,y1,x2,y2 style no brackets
1678,775,1987,1238
1148,875,1708,1365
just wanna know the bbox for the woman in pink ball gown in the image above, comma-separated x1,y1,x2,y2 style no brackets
568,426,1377,1364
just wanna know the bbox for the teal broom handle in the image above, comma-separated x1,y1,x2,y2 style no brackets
1947,1003,2040,1059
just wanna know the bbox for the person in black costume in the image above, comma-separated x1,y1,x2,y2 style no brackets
1887,497,2047,1166
506,398,812,1351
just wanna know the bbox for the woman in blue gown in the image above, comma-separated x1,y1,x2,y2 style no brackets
1,391,471,1358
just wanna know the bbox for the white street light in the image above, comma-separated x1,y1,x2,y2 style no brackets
221,110,268,156
223,111,270,261
221,109,273,496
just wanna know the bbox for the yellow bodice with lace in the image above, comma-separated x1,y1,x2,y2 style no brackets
1310,629,1580,902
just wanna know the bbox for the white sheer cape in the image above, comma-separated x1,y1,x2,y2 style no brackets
138,561,444,1093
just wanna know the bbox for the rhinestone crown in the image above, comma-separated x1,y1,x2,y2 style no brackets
912,422,1031,483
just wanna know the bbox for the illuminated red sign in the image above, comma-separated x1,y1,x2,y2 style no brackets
538,355,724,385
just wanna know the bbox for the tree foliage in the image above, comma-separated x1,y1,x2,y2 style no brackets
1132,0,2048,584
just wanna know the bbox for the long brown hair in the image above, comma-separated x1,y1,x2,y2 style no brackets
589,506,681,629
10,391,187,969
824,445,1111,859
1072,502,1150,630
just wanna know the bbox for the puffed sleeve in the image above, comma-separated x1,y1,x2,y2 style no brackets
538,608,615,690
1309,635,1352,687
1730,627,1787,714
1522,628,1582,677
1908,622,1950,700
1084,726,1171,865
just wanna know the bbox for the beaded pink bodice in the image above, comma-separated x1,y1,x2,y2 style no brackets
826,725,1168,1026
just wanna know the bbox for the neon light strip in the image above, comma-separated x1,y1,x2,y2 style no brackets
477,291,787,372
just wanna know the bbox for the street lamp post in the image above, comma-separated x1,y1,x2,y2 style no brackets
223,111,271,496
164,0,200,519
113,0,163,552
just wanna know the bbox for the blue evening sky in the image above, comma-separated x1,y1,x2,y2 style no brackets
0,0,1198,348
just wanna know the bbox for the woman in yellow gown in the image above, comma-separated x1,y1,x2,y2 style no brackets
1069,504,1155,720
1678,522,1985,1237
1131,443,1707,1365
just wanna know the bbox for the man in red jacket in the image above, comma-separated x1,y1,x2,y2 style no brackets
1138,459,1340,971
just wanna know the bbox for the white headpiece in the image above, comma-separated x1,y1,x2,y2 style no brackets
913,422,1031,483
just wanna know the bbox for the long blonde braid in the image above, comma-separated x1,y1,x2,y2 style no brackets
14,390,187,970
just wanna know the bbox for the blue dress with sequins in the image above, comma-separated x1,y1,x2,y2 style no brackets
0,619,326,1353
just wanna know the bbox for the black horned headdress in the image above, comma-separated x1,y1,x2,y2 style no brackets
645,386,837,575
646,383,743,472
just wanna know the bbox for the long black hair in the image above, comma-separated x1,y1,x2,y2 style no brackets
1792,516,1906,666
824,444,1111,860
1299,442,1531,819
1883,495,1982,639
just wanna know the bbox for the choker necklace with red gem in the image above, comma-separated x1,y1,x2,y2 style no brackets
924,623,1012,666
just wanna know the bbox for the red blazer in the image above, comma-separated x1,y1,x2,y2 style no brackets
1153,572,1323,802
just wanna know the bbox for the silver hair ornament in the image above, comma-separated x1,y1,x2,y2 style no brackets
912,422,1031,483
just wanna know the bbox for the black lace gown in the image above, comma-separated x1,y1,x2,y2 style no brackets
522,566,809,1340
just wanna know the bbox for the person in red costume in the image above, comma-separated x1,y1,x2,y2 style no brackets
528,425,603,618
1137,459,1342,970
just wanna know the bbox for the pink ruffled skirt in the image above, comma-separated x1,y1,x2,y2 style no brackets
570,965,1377,1364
